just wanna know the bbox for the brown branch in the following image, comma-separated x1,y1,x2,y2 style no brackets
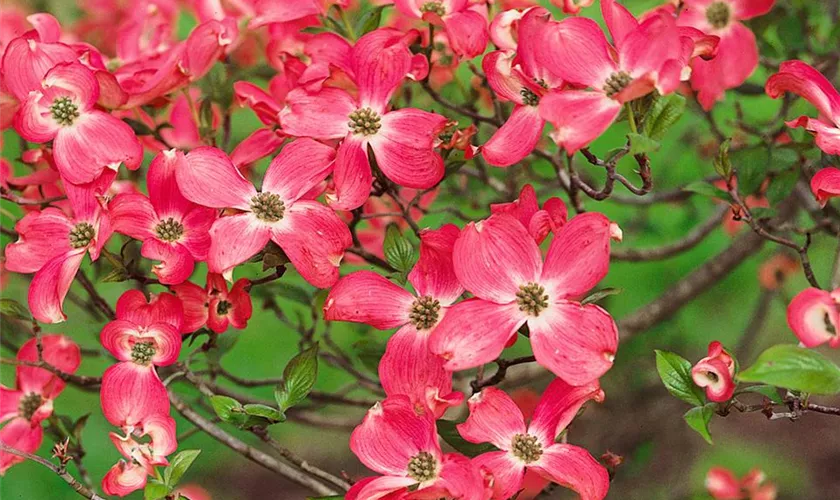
470,355,537,393
74,270,116,320
251,427,351,492
0,442,106,500
0,358,102,388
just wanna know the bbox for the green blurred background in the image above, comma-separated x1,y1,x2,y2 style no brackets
2,0,839,498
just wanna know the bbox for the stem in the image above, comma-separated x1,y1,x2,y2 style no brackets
625,102,638,134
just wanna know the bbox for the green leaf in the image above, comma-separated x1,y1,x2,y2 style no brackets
383,223,416,273
354,5,388,36
738,384,783,404
273,283,312,307
655,350,706,406
205,333,238,365
243,404,285,423
0,298,31,320
766,169,798,204
581,287,623,305
275,344,319,413
144,481,170,500
164,450,201,487
628,133,661,155
683,404,715,444
732,146,771,196
737,344,840,395
122,118,155,136
713,138,733,179
100,266,130,283
436,420,500,458
643,94,686,140
683,181,730,201
209,395,246,425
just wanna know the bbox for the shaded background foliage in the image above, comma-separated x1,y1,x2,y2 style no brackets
2,0,840,498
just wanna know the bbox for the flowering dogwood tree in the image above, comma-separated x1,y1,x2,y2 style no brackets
1,0,839,498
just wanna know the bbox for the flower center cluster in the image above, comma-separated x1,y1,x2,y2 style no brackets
511,433,543,464
705,2,731,29
19,392,44,421
516,282,549,317
520,88,540,106
406,451,437,482
420,0,446,16
250,192,285,222
603,71,633,98
68,222,95,248
50,97,80,126
131,341,156,365
217,300,232,315
705,371,720,383
348,107,382,136
154,217,185,242
409,296,441,330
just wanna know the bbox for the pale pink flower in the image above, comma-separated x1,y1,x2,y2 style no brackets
102,414,178,497
324,225,464,417
706,467,777,500
175,139,351,287
459,380,608,499
0,335,80,474
786,287,840,349
691,341,736,402
430,213,619,386
489,184,566,243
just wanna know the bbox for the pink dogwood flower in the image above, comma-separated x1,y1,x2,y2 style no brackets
534,1,693,154
4,172,114,323
786,287,840,349
552,0,595,15
110,149,217,285
677,0,774,110
489,184,567,243
0,335,80,474
810,167,840,207
458,379,609,500
348,395,486,500
13,62,142,185
281,29,446,210
706,467,777,500
324,225,464,417
103,414,177,497
175,139,351,287
100,290,183,429
766,60,840,156
691,341,736,402
171,273,253,334
394,0,489,58
430,213,620,386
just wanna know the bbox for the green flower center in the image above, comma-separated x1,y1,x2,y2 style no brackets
706,2,731,29
50,97,80,126
520,88,540,106
409,296,441,330
407,451,437,482
68,222,95,249
217,300,232,315
603,71,633,98
348,107,382,136
250,192,285,222
420,1,446,16
154,217,185,242
511,433,543,464
131,341,156,365
516,282,549,317
19,392,44,421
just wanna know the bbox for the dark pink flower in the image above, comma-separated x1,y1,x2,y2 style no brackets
489,184,567,243
458,380,608,500
534,1,693,154
551,0,595,14
810,167,840,207
691,341,736,402
281,28,445,210
175,139,351,287
347,395,485,499
13,62,143,185
766,60,840,156
4,172,114,323
0,335,80,474
171,274,253,334
110,150,217,285
394,0,489,58
786,287,840,349
102,414,177,497
430,213,620,386
325,225,464,417
677,0,774,109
